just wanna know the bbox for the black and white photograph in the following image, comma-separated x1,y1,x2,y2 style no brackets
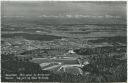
1,1,127,82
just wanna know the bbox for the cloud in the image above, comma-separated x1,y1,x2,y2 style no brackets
39,14,121,18
3,14,121,19
105,15,121,18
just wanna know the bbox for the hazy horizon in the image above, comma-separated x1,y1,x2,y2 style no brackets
1,1,127,24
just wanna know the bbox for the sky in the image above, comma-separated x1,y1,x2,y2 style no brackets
1,1,126,19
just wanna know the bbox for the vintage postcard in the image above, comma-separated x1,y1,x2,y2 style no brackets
1,0,127,82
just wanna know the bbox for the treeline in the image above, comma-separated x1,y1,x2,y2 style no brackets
89,36,127,44
74,46,126,55
81,54,127,82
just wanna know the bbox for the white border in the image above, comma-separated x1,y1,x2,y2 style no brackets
1,0,128,1
0,0,127,83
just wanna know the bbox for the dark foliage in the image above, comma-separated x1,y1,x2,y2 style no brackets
89,36,127,44
82,54,127,82
74,46,126,55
